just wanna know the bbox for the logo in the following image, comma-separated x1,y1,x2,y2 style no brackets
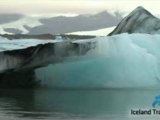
152,96,160,108
130,96,160,116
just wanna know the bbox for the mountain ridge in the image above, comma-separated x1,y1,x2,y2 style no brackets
26,11,122,35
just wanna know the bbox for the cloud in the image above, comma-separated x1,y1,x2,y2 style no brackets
0,0,159,15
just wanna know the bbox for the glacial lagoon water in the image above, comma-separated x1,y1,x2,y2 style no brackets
0,88,160,120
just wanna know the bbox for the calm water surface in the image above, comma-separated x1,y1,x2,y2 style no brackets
0,88,160,120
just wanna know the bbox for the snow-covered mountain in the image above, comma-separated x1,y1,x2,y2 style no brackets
0,11,121,35
26,11,120,35
109,6,160,35
0,16,43,34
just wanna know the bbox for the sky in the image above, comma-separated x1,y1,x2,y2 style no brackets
0,0,160,15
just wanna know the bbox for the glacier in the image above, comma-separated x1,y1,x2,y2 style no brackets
35,33,160,88
67,26,115,36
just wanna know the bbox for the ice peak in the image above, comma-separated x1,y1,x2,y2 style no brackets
109,7,160,36
134,6,146,11
129,6,154,17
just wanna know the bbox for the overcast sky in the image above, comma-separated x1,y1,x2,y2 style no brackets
0,0,160,15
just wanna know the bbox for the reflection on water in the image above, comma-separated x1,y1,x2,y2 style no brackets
0,88,160,120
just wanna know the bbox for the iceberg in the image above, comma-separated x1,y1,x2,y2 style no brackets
0,33,160,88
1,33,160,88
109,6,160,35
0,36,63,72
35,33,160,88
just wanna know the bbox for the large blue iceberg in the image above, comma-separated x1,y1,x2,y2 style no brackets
35,33,160,88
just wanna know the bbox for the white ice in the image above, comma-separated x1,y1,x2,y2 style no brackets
67,26,115,36
0,36,63,52
36,33,160,88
